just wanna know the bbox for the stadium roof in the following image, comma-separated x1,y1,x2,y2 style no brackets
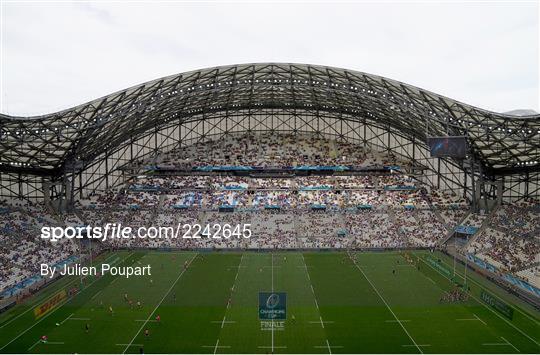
1,63,539,177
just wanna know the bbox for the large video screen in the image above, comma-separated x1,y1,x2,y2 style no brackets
427,136,468,158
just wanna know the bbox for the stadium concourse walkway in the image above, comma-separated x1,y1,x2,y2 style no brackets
0,251,538,353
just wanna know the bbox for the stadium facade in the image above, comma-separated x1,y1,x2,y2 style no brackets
0,63,539,204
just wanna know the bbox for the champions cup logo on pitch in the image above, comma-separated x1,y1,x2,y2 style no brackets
259,292,287,320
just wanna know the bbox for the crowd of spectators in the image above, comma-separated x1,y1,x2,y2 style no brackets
466,199,539,287
468,227,539,273
73,181,539,293
461,213,487,228
0,200,78,297
402,210,448,247
516,265,540,289
439,209,467,229
492,200,539,237
88,175,435,210
2,133,537,299
346,211,404,248
430,190,469,209
151,132,408,169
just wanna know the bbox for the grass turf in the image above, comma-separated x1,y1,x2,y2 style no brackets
0,250,538,353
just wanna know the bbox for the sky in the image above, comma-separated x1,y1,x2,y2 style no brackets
0,0,538,116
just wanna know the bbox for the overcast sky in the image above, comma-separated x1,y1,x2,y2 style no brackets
1,0,538,116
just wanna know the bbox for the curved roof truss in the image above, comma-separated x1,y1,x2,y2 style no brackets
1,63,538,177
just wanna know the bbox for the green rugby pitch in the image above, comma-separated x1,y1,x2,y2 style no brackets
0,250,538,353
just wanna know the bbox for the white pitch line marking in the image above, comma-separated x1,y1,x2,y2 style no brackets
314,345,343,348
219,254,244,331
402,344,431,347
456,316,485,325
0,269,106,352
319,316,325,329
352,258,423,354
473,313,487,325
326,339,332,354
27,340,40,351
211,320,236,324
29,340,65,350
301,253,327,332
437,257,539,326
91,290,102,300
385,319,411,323
122,253,197,354
271,253,275,353
0,252,119,331
135,319,157,322
258,346,287,349
418,256,538,347
59,313,74,325
208,253,244,355
116,343,143,347
426,277,436,284
220,315,227,329
213,339,220,354
201,345,230,348
501,336,520,353
309,321,334,324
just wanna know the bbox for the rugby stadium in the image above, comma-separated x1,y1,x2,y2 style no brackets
0,63,539,354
